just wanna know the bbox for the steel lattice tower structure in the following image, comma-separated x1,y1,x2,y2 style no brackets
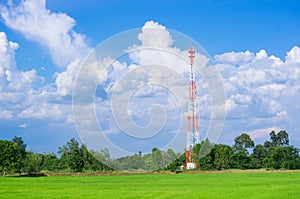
185,47,200,169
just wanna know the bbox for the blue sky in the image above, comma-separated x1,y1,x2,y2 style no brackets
0,0,300,155
45,0,300,57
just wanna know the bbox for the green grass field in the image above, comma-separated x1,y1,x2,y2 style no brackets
0,171,299,198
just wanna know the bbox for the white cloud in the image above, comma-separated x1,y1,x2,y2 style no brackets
0,31,72,123
255,49,268,59
0,0,91,68
214,50,255,65
246,127,281,140
286,46,300,63
0,110,13,120
225,99,237,113
255,83,286,98
6,69,44,91
244,68,266,85
231,94,252,104
0,31,45,95
19,123,29,128
216,46,300,145
0,32,18,70
129,21,209,77
138,21,173,48
18,103,65,120
54,58,81,96
0,1,94,124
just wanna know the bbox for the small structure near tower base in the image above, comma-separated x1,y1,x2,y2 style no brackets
186,162,196,170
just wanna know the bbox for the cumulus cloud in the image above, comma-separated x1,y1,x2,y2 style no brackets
0,30,72,124
0,31,18,70
214,50,255,65
18,103,65,120
138,21,173,48
6,68,44,91
215,46,300,145
0,0,93,125
0,0,91,68
286,46,300,63
0,30,45,94
54,58,81,96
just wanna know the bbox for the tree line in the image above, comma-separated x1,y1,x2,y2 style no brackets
167,130,299,171
0,138,112,174
0,130,299,174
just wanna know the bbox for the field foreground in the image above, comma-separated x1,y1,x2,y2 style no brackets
0,171,299,198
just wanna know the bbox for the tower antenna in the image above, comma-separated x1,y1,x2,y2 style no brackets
185,47,200,169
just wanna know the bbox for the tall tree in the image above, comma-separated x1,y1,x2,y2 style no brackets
269,130,289,147
233,133,254,169
150,148,164,170
269,131,277,147
277,130,289,146
11,136,27,173
233,133,254,154
58,138,84,172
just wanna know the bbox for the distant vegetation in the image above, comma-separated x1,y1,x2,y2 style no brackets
0,130,299,175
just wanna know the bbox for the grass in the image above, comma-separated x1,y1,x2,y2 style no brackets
0,171,299,198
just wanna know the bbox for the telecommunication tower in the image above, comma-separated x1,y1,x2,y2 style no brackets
185,47,200,169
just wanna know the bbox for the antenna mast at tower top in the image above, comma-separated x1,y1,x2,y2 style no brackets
185,47,200,169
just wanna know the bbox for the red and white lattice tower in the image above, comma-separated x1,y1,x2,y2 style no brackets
185,47,200,169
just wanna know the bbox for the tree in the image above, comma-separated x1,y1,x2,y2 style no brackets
199,139,214,158
251,144,267,169
58,138,84,172
191,143,201,167
284,146,300,169
233,134,254,169
166,149,177,163
81,144,94,171
270,146,299,169
199,139,215,170
150,148,164,170
264,130,292,169
269,131,277,147
0,140,18,174
165,152,185,172
277,131,289,146
269,130,289,147
23,152,44,173
233,133,254,154
213,144,234,170
11,136,27,173
90,148,112,171
42,153,59,171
